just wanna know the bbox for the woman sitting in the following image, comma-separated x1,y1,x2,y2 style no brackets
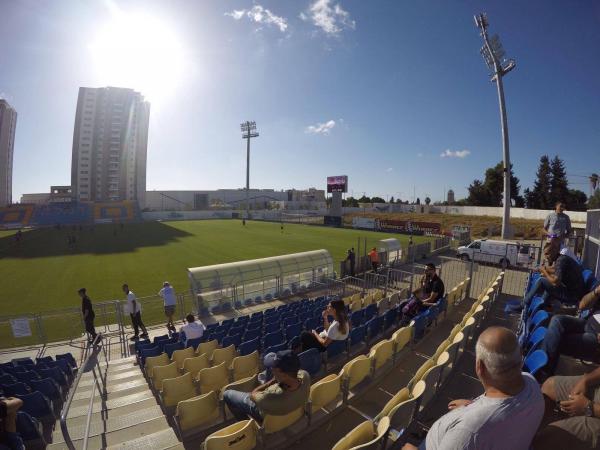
296,299,350,352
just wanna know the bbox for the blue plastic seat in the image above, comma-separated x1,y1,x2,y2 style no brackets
3,382,30,396
164,341,184,358
525,326,547,356
16,411,44,446
0,373,17,385
350,310,365,328
157,338,178,353
36,356,53,365
222,334,242,349
139,346,161,366
210,331,226,344
228,325,247,337
326,339,347,360
263,342,288,355
264,314,281,325
56,353,77,369
263,331,285,349
53,359,74,381
528,310,550,334
205,323,219,333
305,317,320,331
298,348,322,377
135,339,153,353
246,321,262,331
37,367,67,390
264,322,281,334
16,391,55,423
365,304,378,322
285,323,303,341
30,378,62,406
243,328,261,342
238,338,260,356
250,312,263,321
15,371,41,386
383,308,398,330
185,337,203,350
349,325,366,349
153,334,170,345
437,295,448,315
366,316,383,340
523,349,548,377
283,316,300,328
412,313,427,340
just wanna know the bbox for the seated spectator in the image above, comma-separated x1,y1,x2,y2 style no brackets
400,263,445,324
295,299,349,352
522,242,585,311
0,397,24,450
403,326,544,450
541,282,600,374
535,364,600,449
179,314,206,344
223,350,310,422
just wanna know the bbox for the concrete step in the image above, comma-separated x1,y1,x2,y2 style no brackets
47,417,170,449
78,370,142,388
52,405,164,443
65,397,157,421
73,380,148,401
67,390,155,416
106,428,182,450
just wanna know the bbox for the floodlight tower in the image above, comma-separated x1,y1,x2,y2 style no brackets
240,121,259,219
474,13,516,239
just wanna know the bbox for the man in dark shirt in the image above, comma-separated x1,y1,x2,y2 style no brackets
78,288,97,342
421,263,445,306
522,242,584,310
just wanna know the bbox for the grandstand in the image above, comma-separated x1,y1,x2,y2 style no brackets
0,204,34,228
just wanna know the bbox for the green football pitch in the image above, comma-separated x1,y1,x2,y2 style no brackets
0,219,430,317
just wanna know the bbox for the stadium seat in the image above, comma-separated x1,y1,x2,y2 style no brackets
211,345,237,368
379,381,426,443
350,310,364,328
383,308,398,330
366,315,384,341
2,382,30,396
197,362,229,394
185,337,203,350
210,331,226,344
231,351,260,382
523,349,548,377
37,367,67,392
242,328,261,343
222,374,260,398
265,314,280,325
30,378,62,408
164,341,184,359
528,310,550,335
341,355,371,398
161,372,197,409
203,419,259,450
139,346,162,366
53,358,74,382
0,373,17,385
16,411,45,449
299,348,322,377
419,352,450,408
171,347,195,370
348,325,367,355
264,331,285,349
391,326,413,364
263,343,287,356
154,334,170,345
283,316,300,327
262,322,279,334
261,404,306,435
15,370,40,386
183,354,210,379
305,317,320,331
36,356,53,365
332,417,390,450
373,386,409,423
308,373,342,416
152,362,180,391
222,334,242,349
326,339,347,363
238,338,260,356
176,391,220,436
365,304,378,322
145,353,170,377
16,391,55,424
411,313,427,341
369,339,394,374
525,326,547,355
285,323,303,341
197,340,219,357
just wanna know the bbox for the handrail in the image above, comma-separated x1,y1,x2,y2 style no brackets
60,333,105,450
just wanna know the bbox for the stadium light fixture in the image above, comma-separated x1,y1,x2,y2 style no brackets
474,13,516,239
240,121,259,219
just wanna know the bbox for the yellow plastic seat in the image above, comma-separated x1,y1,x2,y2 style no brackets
332,417,390,450
177,391,220,434
171,346,195,371
308,373,342,414
144,352,170,377
197,362,229,394
373,291,383,302
183,353,210,379
152,361,180,391
341,355,371,391
369,339,394,372
211,344,237,368
391,326,413,358
373,387,409,422
386,381,426,431
203,419,259,450
222,374,259,397
262,405,306,434
408,359,434,390
161,372,197,408
231,351,259,382
196,339,218,357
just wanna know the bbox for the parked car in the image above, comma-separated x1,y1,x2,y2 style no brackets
457,239,535,268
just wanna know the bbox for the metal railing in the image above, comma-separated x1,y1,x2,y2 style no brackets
60,333,108,450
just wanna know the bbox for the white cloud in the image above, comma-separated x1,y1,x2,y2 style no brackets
417,152,424,158
305,119,336,134
440,149,471,158
386,167,393,172
225,5,288,32
307,0,355,35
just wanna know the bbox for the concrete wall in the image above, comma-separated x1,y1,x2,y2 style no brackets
435,205,587,223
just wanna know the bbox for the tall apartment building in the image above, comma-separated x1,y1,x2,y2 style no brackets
71,87,150,205
0,99,17,207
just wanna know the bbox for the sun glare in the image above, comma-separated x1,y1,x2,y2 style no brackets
89,12,185,106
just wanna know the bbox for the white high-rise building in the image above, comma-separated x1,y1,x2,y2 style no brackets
71,87,150,205
0,99,17,207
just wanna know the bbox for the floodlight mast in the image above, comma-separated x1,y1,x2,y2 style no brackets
475,13,516,239
241,121,259,220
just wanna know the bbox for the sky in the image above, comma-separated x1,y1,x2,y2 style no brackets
1,0,599,203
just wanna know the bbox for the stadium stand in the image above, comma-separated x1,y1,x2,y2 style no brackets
0,204,34,227
30,203,92,226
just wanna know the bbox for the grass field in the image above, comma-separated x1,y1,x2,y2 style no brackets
0,220,430,317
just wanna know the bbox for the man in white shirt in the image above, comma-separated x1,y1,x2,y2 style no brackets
159,281,177,333
179,314,205,344
123,284,148,341
403,326,544,450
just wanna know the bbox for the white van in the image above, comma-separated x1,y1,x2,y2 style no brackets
456,239,535,268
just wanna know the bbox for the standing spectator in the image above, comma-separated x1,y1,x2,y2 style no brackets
123,284,148,341
78,288,97,343
0,397,24,450
159,281,177,333
544,201,572,244
402,327,544,450
345,248,356,277
369,247,380,271
179,314,206,344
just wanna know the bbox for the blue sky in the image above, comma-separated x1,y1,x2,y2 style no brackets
1,0,599,203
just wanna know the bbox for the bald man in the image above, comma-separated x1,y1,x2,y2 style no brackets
403,326,544,450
